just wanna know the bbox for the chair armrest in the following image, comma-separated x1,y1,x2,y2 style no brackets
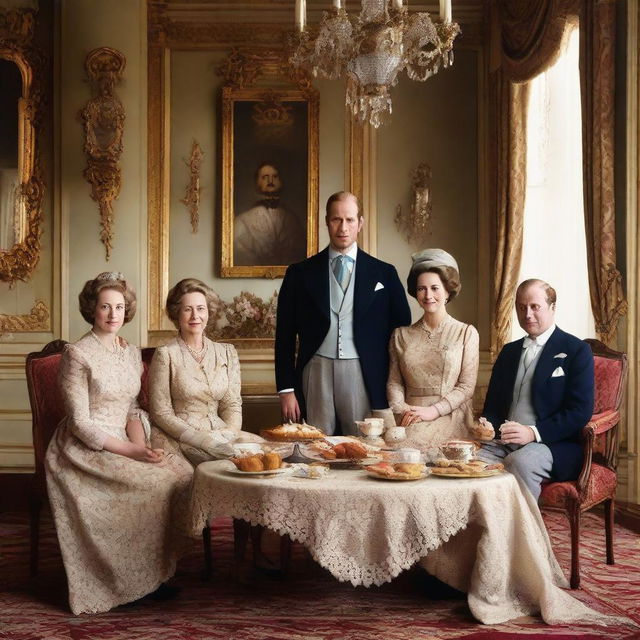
576,410,620,496
587,410,619,435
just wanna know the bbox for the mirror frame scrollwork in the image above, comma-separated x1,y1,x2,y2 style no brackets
0,8,45,285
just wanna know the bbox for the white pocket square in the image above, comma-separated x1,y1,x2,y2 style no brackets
554,353,567,359
374,282,385,291
551,367,565,377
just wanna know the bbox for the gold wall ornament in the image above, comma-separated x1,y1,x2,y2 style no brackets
80,47,126,261
216,48,262,88
180,140,204,234
0,8,46,285
394,162,433,245
0,300,49,334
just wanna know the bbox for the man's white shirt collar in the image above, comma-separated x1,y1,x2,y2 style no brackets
523,323,556,348
329,243,358,263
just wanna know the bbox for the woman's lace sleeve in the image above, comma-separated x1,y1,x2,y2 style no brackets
148,346,194,441
387,329,410,414
58,345,109,450
433,324,479,416
218,344,242,431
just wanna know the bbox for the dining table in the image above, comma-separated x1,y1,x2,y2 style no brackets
189,459,612,625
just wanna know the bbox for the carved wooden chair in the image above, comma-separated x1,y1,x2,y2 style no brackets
539,338,627,589
25,339,68,576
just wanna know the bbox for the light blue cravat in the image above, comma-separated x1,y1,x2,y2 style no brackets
332,255,354,292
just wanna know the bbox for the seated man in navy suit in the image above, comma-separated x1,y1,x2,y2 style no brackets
275,191,411,435
474,279,594,499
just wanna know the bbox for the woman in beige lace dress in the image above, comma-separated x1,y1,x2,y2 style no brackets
387,249,479,448
45,272,193,615
150,278,254,466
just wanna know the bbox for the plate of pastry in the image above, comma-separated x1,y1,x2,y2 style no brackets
430,458,505,478
301,438,381,466
228,451,290,476
363,462,430,481
260,421,326,441
226,466,291,477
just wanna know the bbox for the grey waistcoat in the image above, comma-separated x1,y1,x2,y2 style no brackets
316,261,359,360
508,349,542,426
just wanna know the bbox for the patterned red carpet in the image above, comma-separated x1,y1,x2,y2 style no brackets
1,509,639,640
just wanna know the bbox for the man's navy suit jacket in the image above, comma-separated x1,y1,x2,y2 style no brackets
275,247,411,412
482,327,594,481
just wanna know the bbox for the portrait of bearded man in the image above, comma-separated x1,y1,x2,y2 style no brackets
233,162,306,267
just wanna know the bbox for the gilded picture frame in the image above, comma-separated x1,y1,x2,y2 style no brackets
220,86,319,278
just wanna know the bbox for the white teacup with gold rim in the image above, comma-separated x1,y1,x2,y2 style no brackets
441,440,476,463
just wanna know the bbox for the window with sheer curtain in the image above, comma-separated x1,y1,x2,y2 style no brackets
511,27,596,341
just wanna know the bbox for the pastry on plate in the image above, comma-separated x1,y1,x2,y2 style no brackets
261,421,325,441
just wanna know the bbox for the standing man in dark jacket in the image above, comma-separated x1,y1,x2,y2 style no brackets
275,191,411,435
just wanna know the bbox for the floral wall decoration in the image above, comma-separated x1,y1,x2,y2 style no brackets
206,290,278,340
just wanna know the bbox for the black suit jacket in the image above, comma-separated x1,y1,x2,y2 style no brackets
275,247,411,411
482,326,594,481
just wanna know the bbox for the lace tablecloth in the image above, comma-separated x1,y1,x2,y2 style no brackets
189,461,613,625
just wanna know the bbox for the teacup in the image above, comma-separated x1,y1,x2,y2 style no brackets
357,418,384,438
441,440,475,463
388,447,422,463
384,425,406,445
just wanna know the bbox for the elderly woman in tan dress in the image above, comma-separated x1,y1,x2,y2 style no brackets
45,272,193,615
149,278,257,466
387,249,479,448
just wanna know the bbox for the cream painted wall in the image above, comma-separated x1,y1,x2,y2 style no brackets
376,49,480,338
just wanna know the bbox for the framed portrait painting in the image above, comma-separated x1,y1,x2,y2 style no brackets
220,85,319,278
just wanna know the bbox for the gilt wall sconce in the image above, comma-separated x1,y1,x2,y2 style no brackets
180,140,204,234
395,162,432,245
79,47,126,260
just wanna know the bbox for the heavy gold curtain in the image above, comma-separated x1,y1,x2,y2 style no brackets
490,0,624,354
489,0,576,355
580,0,627,344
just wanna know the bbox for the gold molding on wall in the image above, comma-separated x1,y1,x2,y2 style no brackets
624,0,639,504
0,7,46,286
0,300,49,334
147,44,172,334
346,115,377,255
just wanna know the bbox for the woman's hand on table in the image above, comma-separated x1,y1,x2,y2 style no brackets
400,405,439,426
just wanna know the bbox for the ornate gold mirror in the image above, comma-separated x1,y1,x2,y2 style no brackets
0,9,44,285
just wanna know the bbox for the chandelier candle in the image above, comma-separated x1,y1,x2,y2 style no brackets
295,0,306,32
440,0,451,23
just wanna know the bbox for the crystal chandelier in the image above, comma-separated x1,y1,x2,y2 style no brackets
290,0,460,128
